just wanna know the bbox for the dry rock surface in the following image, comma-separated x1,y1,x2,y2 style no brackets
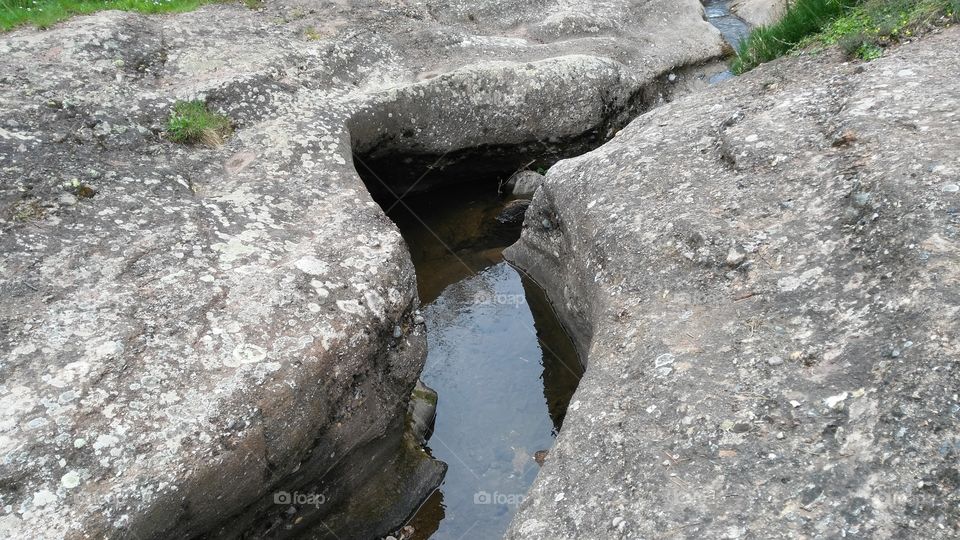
731,0,787,27
505,29,960,539
0,0,723,538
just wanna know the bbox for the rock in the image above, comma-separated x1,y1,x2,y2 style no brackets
725,247,746,267
730,0,788,27
507,170,546,198
409,380,439,445
504,30,960,539
824,392,849,409
57,193,78,206
496,199,531,226
534,450,549,466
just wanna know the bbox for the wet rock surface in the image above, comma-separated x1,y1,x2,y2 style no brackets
0,0,723,538
505,30,960,538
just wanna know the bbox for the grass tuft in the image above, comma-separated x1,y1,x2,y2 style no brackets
732,0,860,73
166,100,232,146
733,0,960,73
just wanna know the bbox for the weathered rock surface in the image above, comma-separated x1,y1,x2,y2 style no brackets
408,380,438,445
0,0,723,537
506,170,546,198
731,0,787,27
505,30,960,538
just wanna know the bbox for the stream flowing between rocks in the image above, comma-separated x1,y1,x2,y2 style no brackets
363,7,750,539
704,0,751,83
386,182,583,540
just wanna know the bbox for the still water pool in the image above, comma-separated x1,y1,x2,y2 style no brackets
386,184,583,539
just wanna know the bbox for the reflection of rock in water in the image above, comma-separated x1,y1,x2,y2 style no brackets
424,269,499,329
519,272,584,433
386,182,524,304
405,489,445,540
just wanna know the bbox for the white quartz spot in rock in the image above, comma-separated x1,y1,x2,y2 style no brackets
61,471,81,489
93,434,118,450
227,343,268,367
777,276,801,292
32,490,57,507
824,392,849,409
294,256,329,276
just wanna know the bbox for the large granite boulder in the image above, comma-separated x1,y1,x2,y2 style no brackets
505,29,960,539
0,0,723,537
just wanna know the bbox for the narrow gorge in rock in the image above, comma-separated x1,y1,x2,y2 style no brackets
356,10,751,535
353,158,584,539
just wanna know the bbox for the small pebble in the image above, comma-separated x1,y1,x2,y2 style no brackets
767,356,784,366
825,392,849,408
725,247,746,267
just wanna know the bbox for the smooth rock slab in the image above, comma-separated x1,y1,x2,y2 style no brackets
505,30,960,539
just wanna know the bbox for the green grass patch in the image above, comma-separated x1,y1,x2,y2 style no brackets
732,0,860,73
166,100,232,146
0,0,260,32
733,0,960,73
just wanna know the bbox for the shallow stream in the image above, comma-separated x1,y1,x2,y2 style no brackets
703,0,752,83
386,184,583,540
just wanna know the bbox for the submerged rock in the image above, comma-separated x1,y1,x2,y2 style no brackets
496,199,532,226
505,31,960,539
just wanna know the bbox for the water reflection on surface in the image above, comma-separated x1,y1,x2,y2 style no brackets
387,183,583,540
703,0,752,83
